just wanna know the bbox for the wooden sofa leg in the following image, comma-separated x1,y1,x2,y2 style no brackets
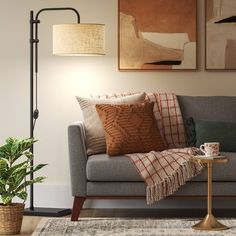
71,196,86,221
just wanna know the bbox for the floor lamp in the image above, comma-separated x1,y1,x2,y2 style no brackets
24,7,105,216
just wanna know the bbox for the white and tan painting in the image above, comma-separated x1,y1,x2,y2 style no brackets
206,0,236,69
118,0,197,70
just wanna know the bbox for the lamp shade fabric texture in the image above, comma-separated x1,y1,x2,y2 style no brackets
96,102,166,156
53,24,105,56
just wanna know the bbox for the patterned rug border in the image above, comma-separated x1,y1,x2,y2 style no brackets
32,217,236,236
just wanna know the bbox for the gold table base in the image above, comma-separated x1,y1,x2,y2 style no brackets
192,214,229,231
192,157,229,231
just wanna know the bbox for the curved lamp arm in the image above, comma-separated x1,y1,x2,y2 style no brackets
35,7,80,23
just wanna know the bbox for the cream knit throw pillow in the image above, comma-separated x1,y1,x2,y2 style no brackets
76,92,146,156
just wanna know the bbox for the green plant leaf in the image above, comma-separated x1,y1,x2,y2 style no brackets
7,164,28,191
15,177,46,193
16,191,27,201
1,193,13,205
8,138,36,163
0,159,9,180
26,164,47,175
0,137,45,204
0,184,5,194
0,145,11,160
0,177,6,186
8,161,28,174
23,151,33,160
6,137,15,145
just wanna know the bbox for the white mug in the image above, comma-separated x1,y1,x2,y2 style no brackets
200,142,220,157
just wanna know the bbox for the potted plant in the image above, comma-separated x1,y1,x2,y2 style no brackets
0,137,46,235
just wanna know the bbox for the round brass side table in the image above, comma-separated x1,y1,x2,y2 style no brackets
192,156,229,231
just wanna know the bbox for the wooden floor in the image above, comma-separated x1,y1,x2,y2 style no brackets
20,208,236,235
21,209,101,235
21,216,42,236
21,209,105,235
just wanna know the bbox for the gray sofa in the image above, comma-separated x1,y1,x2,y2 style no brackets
68,96,236,221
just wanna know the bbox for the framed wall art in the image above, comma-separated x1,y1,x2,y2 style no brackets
118,0,197,71
206,0,236,70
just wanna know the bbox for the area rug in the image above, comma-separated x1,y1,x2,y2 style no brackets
32,218,236,236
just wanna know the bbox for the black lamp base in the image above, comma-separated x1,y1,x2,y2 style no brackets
24,207,71,217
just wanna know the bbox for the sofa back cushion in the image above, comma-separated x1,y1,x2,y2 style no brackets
195,119,236,152
177,96,236,122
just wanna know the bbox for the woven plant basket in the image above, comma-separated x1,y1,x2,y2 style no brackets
0,203,25,235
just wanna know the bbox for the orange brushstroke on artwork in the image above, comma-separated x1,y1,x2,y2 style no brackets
120,0,196,42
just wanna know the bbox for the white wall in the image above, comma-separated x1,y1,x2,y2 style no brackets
0,0,236,208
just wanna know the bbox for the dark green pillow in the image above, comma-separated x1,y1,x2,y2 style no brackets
195,119,236,152
184,117,197,147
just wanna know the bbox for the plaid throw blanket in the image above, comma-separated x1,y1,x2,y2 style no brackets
127,93,203,204
146,93,186,148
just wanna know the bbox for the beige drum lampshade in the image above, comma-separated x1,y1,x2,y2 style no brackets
53,24,105,56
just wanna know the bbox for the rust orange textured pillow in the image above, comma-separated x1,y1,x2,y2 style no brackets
96,102,166,156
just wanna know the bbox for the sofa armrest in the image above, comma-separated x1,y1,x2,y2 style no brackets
68,121,87,197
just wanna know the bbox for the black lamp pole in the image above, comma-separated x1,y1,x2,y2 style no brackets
24,8,80,217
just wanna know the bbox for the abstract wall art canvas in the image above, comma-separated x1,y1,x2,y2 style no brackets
118,0,197,71
206,0,236,70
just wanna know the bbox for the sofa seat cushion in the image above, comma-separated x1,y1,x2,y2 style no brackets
87,152,236,182
87,154,142,181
